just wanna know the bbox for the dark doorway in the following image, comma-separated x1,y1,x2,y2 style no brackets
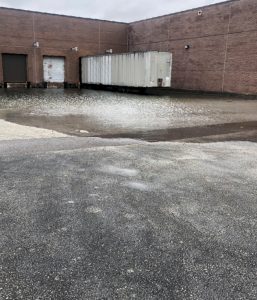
2,54,27,83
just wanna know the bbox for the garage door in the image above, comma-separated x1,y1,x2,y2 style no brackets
2,54,27,83
43,57,65,83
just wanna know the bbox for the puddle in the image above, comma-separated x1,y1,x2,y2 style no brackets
0,89,257,142
95,121,257,143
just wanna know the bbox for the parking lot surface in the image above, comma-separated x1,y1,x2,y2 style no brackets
1,90,257,299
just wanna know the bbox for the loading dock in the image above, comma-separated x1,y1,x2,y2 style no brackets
2,54,27,85
43,56,65,88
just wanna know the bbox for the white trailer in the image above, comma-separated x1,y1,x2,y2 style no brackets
81,51,172,88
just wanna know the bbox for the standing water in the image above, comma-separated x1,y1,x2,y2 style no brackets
0,89,257,142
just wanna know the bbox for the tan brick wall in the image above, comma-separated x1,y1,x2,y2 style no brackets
129,0,257,95
0,8,128,86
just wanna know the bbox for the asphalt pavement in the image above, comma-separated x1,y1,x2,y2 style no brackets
1,137,257,299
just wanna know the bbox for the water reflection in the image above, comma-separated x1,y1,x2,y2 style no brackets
0,89,257,140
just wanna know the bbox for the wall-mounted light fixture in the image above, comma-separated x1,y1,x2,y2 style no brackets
198,10,203,16
105,49,113,54
71,47,79,52
33,41,40,48
185,45,190,50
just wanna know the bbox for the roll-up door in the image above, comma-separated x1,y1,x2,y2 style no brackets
43,56,65,83
2,54,27,83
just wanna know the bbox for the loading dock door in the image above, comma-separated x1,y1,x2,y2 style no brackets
43,57,65,83
2,54,27,83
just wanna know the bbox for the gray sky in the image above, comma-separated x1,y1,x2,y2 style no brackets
0,0,227,22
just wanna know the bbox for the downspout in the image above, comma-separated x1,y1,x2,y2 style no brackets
32,13,37,85
222,3,232,92
98,22,101,54
127,25,129,52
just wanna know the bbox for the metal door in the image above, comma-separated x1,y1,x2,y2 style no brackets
2,54,27,83
43,57,65,83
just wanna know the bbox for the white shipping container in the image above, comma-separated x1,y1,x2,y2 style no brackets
81,51,172,88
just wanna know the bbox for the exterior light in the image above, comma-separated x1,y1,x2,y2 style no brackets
33,41,39,48
198,10,203,16
71,47,79,52
185,45,190,50
105,49,113,54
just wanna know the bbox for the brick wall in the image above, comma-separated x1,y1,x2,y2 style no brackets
1,1,257,94
129,0,257,95
0,8,128,86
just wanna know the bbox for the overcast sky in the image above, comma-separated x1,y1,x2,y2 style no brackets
0,0,227,22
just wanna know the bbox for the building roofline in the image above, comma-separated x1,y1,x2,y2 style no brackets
0,6,128,24
0,0,240,25
130,0,240,24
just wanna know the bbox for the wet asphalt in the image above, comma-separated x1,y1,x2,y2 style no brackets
1,90,257,299
1,89,257,142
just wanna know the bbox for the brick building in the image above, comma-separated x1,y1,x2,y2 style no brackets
0,8,128,88
0,0,257,94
